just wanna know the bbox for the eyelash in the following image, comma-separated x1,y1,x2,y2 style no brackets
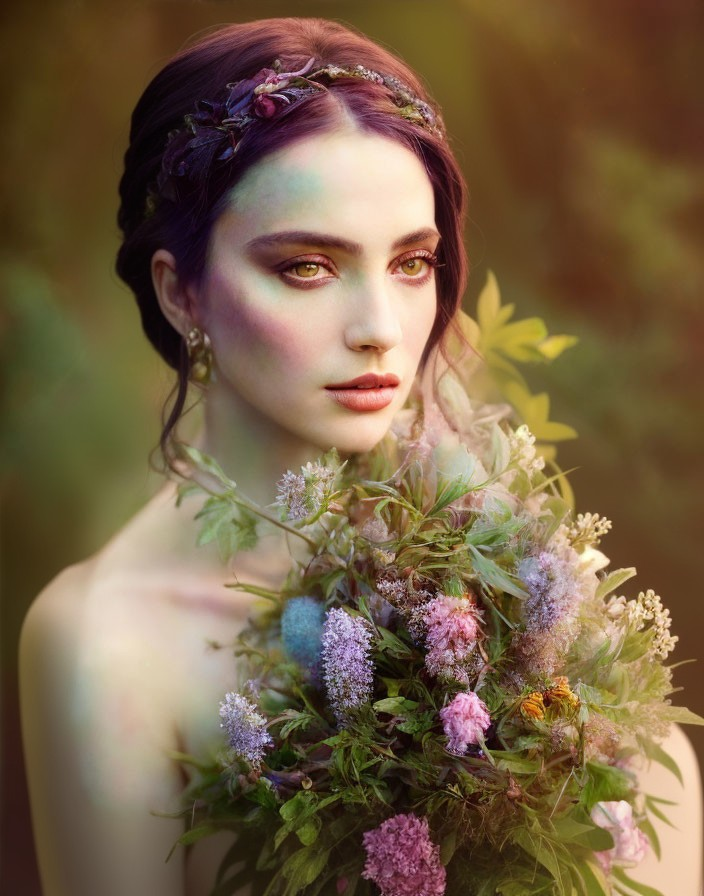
276,250,440,289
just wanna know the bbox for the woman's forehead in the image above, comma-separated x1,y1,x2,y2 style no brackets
218,129,436,245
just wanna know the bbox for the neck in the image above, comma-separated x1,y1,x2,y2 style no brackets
199,385,326,509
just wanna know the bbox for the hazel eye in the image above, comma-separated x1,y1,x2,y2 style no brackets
277,255,335,288
293,262,321,278
399,257,427,277
393,250,438,282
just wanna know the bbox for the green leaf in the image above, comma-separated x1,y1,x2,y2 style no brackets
179,443,236,489
491,752,538,774
552,812,614,851
638,816,661,860
644,795,676,829
376,627,414,659
278,710,316,740
440,827,458,865
595,568,637,600
281,846,330,892
660,705,704,726
641,739,684,784
373,697,419,715
467,544,527,599
581,762,633,809
175,480,205,505
194,495,259,558
177,823,219,847
246,779,280,811
428,476,474,516
511,828,572,892
396,710,435,736
279,793,311,824
381,677,401,698
611,867,665,896
296,816,321,846
573,860,611,896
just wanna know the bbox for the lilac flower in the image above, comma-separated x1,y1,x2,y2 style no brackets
275,461,337,521
219,692,273,767
362,813,446,896
591,801,650,874
320,608,374,725
517,552,577,633
440,691,491,755
423,594,482,682
281,596,325,673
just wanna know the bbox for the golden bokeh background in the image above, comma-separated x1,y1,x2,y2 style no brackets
2,0,702,887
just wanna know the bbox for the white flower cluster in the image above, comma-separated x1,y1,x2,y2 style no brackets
568,512,612,547
508,424,545,477
609,589,678,659
633,589,679,659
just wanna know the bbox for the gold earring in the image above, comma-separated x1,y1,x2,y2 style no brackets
186,327,213,384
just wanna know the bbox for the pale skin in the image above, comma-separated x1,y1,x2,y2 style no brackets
20,126,702,895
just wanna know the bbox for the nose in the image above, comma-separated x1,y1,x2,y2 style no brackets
344,279,403,353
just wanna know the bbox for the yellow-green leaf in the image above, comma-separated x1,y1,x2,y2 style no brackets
477,270,512,330
487,317,548,356
538,334,579,360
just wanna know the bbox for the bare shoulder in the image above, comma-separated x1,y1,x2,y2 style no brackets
20,482,246,753
631,725,703,896
19,484,284,894
20,557,109,673
18,488,218,896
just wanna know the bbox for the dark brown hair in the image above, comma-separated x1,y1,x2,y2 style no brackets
115,18,468,454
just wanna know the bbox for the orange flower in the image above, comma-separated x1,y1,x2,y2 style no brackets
520,692,546,721
543,676,579,710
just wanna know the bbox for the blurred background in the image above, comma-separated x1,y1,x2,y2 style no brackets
2,0,702,888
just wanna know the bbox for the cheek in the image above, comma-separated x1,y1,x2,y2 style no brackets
408,294,438,357
207,283,310,368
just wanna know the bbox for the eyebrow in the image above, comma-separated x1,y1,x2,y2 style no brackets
245,227,440,256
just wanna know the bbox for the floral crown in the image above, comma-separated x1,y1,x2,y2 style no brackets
149,57,445,212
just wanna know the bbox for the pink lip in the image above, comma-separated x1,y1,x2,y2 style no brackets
325,373,401,412
326,373,400,389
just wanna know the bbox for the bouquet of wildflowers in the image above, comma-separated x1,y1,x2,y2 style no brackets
175,276,701,896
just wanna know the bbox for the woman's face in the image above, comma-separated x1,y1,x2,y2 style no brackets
194,128,439,454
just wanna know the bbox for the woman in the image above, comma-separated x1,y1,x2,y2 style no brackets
19,17,701,896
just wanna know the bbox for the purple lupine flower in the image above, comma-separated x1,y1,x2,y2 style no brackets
219,692,273,767
423,594,482,681
362,813,446,896
439,691,491,755
320,608,374,725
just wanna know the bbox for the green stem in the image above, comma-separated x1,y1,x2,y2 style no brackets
191,477,318,550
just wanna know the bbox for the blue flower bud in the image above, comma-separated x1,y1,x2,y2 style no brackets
281,596,325,672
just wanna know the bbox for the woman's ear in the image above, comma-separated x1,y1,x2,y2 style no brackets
151,249,199,337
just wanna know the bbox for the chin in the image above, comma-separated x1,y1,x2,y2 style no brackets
304,415,395,457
